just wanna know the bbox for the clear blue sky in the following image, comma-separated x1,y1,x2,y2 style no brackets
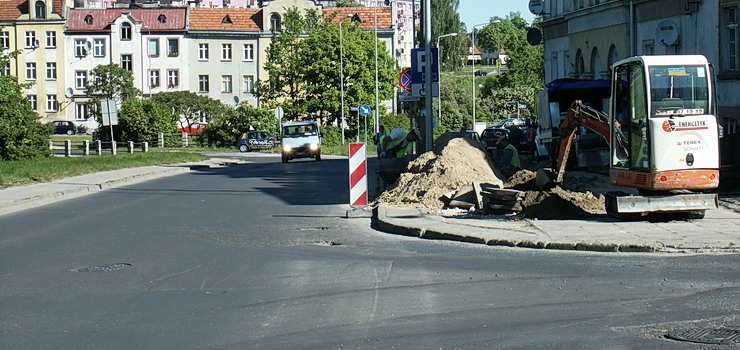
458,0,536,30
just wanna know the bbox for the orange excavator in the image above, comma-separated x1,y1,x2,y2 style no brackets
538,55,720,219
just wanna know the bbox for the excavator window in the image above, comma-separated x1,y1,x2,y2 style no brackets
611,62,648,170
648,65,710,116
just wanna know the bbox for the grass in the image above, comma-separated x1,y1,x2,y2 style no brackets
0,151,208,189
50,134,93,142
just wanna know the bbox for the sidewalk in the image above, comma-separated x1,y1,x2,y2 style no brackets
0,158,241,217
373,203,740,254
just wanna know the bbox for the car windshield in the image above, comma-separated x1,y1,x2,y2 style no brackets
649,65,710,117
283,125,317,137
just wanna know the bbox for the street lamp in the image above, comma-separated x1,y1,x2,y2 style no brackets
436,32,457,126
471,22,487,131
492,20,501,73
339,14,352,145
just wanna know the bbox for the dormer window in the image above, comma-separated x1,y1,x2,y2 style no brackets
270,13,281,32
222,15,232,24
35,1,46,19
121,22,131,41
158,14,166,24
84,15,93,25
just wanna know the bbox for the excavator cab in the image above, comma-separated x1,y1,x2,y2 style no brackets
606,55,720,217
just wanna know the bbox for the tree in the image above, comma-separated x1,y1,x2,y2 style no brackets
336,0,361,6
206,103,274,147
301,16,396,130
0,48,52,160
432,0,467,69
118,98,176,141
85,63,140,122
152,91,224,130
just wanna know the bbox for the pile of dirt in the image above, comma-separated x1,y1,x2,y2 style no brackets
375,135,503,209
503,169,606,219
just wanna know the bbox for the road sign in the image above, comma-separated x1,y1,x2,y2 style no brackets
350,106,359,112
399,91,419,102
411,83,439,98
275,106,284,120
359,104,371,116
399,68,412,92
349,143,367,207
101,98,118,126
410,48,439,83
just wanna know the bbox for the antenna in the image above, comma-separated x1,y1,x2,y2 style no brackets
84,40,93,51
65,87,74,98
655,20,679,47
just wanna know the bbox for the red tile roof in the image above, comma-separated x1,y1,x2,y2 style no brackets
189,8,261,31
66,8,187,32
0,0,66,20
323,7,392,30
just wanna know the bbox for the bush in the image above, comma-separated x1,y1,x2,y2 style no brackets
119,98,176,141
206,103,275,147
0,76,52,160
320,125,342,146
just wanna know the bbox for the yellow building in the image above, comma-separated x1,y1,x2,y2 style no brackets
0,0,70,123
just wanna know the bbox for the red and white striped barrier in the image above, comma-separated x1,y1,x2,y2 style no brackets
349,143,367,207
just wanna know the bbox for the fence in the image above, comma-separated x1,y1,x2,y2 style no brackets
51,132,206,157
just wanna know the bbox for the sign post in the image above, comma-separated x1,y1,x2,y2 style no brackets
360,104,371,143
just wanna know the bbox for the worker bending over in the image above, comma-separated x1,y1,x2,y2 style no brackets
380,128,421,159
495,134,521,176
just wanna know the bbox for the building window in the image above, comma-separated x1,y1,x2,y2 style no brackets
35,0,45,19
46,62,56,80
93,38,105,56
167,69,179,87
221,43,232,60
75,39,88,57
222,75,232,92
222,15,232,24
198,75,209,92
26,63,36,80
270,13,281,32
0,32,8,49
75,71,87,89
149,70,160,87
243,43,253,61
242,75,254,93
0,63,9,76
148,38,159,57
198,43,209,60
76,103,91,120
25,31,37,48
158,14,167,24
27,95,37,111
45,31,56,47
167,38,178,56
84,15,93,25
46,95,58,112
121,54,132,71
723,5,739,71
121,22,131,41
642,40,654,56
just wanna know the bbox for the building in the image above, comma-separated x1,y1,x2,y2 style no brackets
357,0,417,68
539,0,739,167
1,0,71,123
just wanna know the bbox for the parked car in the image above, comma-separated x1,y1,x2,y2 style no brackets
480,127,509,152
473,69,488,76
237,131,279,152
444,130,485,146
178,122,207,135
51,121,77,135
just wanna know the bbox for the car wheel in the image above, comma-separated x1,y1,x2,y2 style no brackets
315,152,321,161
66,129,74,135
282,154,288,163
239,144,249,152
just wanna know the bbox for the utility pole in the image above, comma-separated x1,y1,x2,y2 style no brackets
421,0,433,153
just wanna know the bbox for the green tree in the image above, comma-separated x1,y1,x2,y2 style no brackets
85,63,140,122
206,103,274,147
301,16,396,131
152,91,224,130
336,0,361,6
0,47,52,160
118,98,176,141
432,0,467,69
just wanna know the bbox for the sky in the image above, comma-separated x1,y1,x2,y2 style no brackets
457,0,536,30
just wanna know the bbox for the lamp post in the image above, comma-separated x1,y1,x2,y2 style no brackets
339,14,352,145
471,22,487,131
436,32,457,126
492,20,501,73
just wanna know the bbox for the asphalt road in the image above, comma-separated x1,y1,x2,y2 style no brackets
1,153,738,349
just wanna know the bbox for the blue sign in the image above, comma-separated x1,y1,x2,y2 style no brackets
350,106,359,112
359,104,371,116
410,48,439,83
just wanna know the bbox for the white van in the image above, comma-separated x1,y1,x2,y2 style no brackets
280,120,321,163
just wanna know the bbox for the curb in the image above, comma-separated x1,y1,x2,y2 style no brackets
373,205,664,253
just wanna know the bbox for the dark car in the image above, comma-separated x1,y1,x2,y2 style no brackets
237,131,278,152
480,127,509,152
51,121,77,135
473,69,488,76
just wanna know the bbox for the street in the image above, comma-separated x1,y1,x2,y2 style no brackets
1,153,738,349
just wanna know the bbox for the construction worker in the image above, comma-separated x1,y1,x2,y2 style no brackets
496,134,521,170
379,128,421,159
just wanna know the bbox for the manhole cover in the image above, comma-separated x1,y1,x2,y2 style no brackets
75,263,132,272
666,328,740,344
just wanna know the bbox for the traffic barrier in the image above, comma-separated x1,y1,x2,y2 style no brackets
349,143,367,207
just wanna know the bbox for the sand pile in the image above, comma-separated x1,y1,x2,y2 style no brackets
375,135,503,209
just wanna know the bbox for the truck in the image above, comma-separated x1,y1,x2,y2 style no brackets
538,55,720,219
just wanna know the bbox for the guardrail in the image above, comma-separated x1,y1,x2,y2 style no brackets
50,139,150,157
